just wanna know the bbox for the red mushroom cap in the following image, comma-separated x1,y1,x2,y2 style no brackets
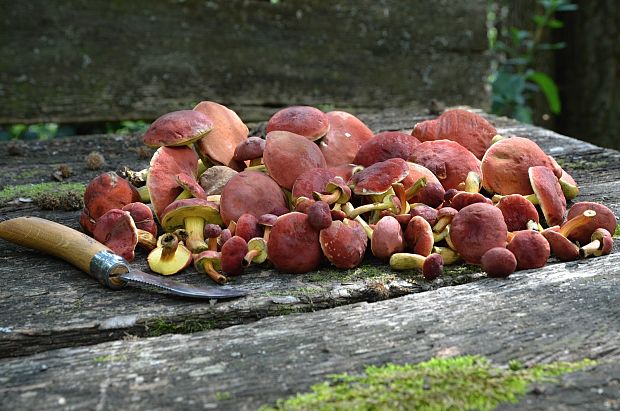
347,158,409,196
404,216,434,256
233,136,265,162
235,213,263,243
541,228,580,261
507,230,550,270
306,201,333,231
496,194,540,232
371,215,405,261
448,203,508,264
291,168,338,200
319,219,368,269
401,162,445,207
565,202,618,245
480,247,517,278
193,101,249,171
122,202,157,236
449,192,493,211
409,204,439,227
422,253,444,281
481,137,560,195
263,130,327,190
266,106,329,141
412,109,497,160
143,110,213,148
353,131,421,167
221,235,248,277
267,212,322,274
93,209,138,262
219,171,288,226
529,165,566,227
408,140,482,191
319,111,374,167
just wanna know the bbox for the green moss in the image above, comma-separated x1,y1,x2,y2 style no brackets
555,158,608,171
307,263,394,284
443,264,481,277
145,318,218,337
261,356,595,411
0,182,85,209
613,224,620,238
215,391,232,401
93,354,128,363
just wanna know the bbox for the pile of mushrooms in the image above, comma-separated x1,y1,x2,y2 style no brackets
78,104,618,285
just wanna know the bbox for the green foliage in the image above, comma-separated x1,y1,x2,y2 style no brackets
0,182,85,208
488,0,577,123
0,120,148,140
262,356,595,411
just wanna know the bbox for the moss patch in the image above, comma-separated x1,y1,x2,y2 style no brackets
0,182,85,210
261,356,594,411
307,263,395,284
555,158,608,171
144,318,218,337
613,224,620,238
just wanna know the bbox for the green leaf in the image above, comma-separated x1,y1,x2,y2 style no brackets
547,18,564,29
527,71,561,114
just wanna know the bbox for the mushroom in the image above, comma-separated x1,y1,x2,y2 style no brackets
481,136,561,195
432,246,461,265
506,230,550,270
160,198,222,253
146,145,201,221
79,172,141,234
319,111,374,167
408,140,482,191
401,162,445,208
404,216,434,256
193,250,227,284
449,192,493,211
233,136,265,167
147,233,192,275
541,227,580,262
221,235,248,277
529,165,566,227
243,237,268,268
203,224,222,251
258,213,278,243
143,110,213,148
389,252,444,280
198,166,238,196
412,109,497,160
291,168,338,201
266,106,329,141
480,247,517,278
448,203,508,264
306,201,333,231
370,216,405,261
565,202,618,245
219,171,288,226
312,177,351,206
432,207,458,242
319,219,368,269
121,202,158,250
353,131,420,167
193,101,249,171
496,194,540,232
235,213,263,243
92,209,139,262
409,204,438,227
267,212,322,274
580,228,613,258
263,130,327,190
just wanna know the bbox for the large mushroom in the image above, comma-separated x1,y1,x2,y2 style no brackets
266,106,329,141
318,111,374,167
408,140,482,191
193,101,248,171
319,219,368,269
92,209,139,262
143,110,213,148
412,109,497,160
79,172,141,234
353,131,420,167
448,203,508,264
263,131,327,190
160,198,222,253
481,137,561,195
565,202,617,245
219,171,288,226
506,230,550,270
267,212,322,274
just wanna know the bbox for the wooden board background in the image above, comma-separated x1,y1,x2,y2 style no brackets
0,0,489,124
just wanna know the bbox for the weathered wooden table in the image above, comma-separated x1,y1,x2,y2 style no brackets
1,109,619,410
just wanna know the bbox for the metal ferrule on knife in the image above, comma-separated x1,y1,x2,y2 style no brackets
89,250,129,290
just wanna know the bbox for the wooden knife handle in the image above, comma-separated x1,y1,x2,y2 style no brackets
0,216,128,289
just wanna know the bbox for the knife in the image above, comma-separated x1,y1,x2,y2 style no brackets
0,216,247,299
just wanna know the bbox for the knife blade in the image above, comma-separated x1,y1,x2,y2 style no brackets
0,216,247,299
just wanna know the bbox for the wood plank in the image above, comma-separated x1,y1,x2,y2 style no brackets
0,0,489,124
1,254,618,410
1,109,619,359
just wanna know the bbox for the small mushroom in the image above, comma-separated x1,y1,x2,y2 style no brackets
221,235,248,277
92,209,139,262
306,201,333,231
432,207,458,242
243,237,269,267
121,202,157,250
267,212,322,274
529,165,566,227
565,202,618,245
160,198,222,253
480,247,517,278
389,252,444,280
193,101,249,171
147,233,192,275
266,106,329,141
408,140,482,191
319,111,374,167
319,219,368,269
193,250,227,284
580,228,613,258
233,136,265,167
506,230,550,270
404,216,434,256
353,131,420,167
203,224,222,251
143,110,213,148
401,162,445,207
371,216,405,261
496,194,540,232
448,203,508,264
449,191,492,211
541,227,580,262
409,204,438,227
412,109,497,160
258,213,278,243
235,213,263,243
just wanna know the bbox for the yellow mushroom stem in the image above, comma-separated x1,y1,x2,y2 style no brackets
244,164,267,173
206,195,221,204
346,202,391,219
433,228,448,243
392,183,410,215
490,134,506,145
343,202,373,240
137,229,157,250
249,158,263,167
313,190,342,205
160,233,180,261
559,210,596,238
137,186,151,203
243,249,261,267
492,193,539,205
404,177,427,201
433,216,453,233
197,260,228,284
432,246,461,265
389,253,426,270
464,171,482,193
208,237,218,251
184,216,209,253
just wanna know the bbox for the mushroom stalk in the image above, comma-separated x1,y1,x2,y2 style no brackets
184,216,209,253
404,177,427,201
432,246,460,265
579,240,602,258
160,233,180,260
464,171,482,193
579,228,613,258
345,202,392,219
343,202,373,239
559,210,596,238
313,190,341,205
492,193,539,205
389,252,425,270
198,261,228,284
243,249,261,266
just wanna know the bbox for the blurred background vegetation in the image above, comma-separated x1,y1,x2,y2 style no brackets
1,0,618,149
